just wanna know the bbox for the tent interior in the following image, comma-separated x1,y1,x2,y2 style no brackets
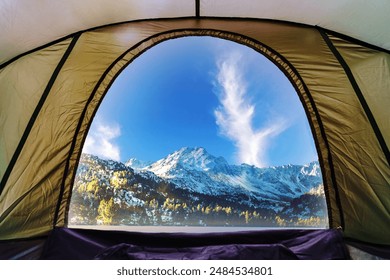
0,0,389,260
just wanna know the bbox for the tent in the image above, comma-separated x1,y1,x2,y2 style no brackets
0,0,389,259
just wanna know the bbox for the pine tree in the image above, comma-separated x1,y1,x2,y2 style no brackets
245,210,250,224
97,197,114,225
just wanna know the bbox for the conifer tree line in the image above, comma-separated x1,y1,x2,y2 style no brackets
69,155,327,228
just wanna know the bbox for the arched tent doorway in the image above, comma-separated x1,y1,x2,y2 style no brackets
0,16,389,259
67,35,328,230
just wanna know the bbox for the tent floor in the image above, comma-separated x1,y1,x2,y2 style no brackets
43,227,349,259
1,227,388,260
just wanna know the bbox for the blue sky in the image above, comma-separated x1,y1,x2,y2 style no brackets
83,36,318,167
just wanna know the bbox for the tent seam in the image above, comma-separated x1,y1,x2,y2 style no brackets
195,0,200,18
4,17,388,69
317,26,390,55
54,34,158,227
318,28,390,167
0,33,82,197
59,28,337,230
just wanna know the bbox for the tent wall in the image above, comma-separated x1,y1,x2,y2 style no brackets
2,1,390,64
0,40,73,181
0,18,389,245
329,35,390,150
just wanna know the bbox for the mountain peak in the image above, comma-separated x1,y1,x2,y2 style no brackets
80,149,323,203
175,146,207,156
174,146,213,161
147,146,229,176
301,161,322,177
125,158,152,170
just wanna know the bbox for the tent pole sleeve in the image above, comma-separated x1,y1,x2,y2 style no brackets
0,33,81,197
318,28,390,166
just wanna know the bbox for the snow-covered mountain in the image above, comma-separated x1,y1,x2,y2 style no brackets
125,158,152,170
70,150,327,227
144,147,231,174
126,147,323,201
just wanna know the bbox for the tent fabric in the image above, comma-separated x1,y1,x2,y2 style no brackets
0,237,46,260
0,1,389,251
329,34,390,149
40,228,350,260
1,0,390,65
345,239,390,260
94,243,300,260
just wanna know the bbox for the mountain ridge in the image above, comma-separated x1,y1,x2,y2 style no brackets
125,146,322,200
69,148,327,227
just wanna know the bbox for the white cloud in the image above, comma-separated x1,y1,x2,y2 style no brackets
82,119,121,161
214,53,287,167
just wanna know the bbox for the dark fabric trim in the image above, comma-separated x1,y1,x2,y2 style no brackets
252,36,341,229
295,58,345,229
319,29,390,166
318,26,390,55
225,31,341,228
58,32,181,227
195,0,200,18
56,32,163,226
290,73,342,230
4,16,387,69
60,28,337,231
60,32,197,226
0,33,81,197
198,29,341,230
0,34,76,69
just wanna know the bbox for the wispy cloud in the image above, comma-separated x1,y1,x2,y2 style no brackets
83,119,121,161
214,52,287,167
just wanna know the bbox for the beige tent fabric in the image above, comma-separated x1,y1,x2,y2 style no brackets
0,19,390,244
201,0,390,50
330,35,390,148
0,0,195,64
0,40,72,182
1,1,389,65
0,5,389,245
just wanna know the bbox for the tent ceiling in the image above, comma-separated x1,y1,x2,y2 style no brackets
1,0,389,65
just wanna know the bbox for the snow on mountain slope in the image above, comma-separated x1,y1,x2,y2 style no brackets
144,147,231,174
126,147,323,200
71,150,327,226
125,158,152,170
